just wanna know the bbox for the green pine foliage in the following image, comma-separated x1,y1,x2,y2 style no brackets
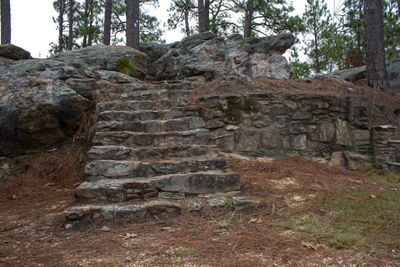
116,56,136,76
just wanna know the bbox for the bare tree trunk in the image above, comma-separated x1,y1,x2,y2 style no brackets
68,0,74,50
1,0,11,44
126,0,140,49
397,0,400,16
364,0,390,91
313,18,320,73
82,0,89,47
184,0,190,36
104,0,112,45
204,0,209,31
198,0,209,32
58,0,66,51
198,0,205,32
244,0,254,38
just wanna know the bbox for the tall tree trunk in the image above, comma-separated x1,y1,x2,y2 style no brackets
126,0,140,49
244,0,254,38
204,0,209,31
364,0,390,91
198,0,209,32
1,0,11,44
88,1,94,46
68,0,74,50
58,0,66,51
82,0,89,47
184,0,190,36
198,0,205,32
104,0,112,44
397,0,400,16
88,0,94,46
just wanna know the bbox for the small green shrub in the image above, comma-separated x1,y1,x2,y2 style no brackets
175,248,198,258
116,56,135,76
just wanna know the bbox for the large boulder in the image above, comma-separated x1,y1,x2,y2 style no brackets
148,32,295,80
53,45,149,79
334,59,400,90
139,42,169,65
0,59,92,156
0,44,32,60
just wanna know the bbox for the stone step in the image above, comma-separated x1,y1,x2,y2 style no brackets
93,129,210,147
97,98,192,113
65,194,258,223
74,171,242,203
65,200,182,222
98,107,200,122
151,82,201,91
106,89,192,102
84,157,228,180
87,145,215,160
96,117,205,133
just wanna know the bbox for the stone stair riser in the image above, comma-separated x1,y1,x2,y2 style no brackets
87,145,213,161
97,98,192,112
96,117,205,133
84,158,228,179
98,108,200,122
93,130,210,147
75,172,241,203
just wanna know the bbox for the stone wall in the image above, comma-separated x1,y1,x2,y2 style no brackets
372,125,397,168
198,92,373,170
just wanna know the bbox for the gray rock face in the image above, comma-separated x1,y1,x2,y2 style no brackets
139,42,168,65
53,45,149,79
148,32,295,80
334,59,400,91
0,44,32,60
0,59,91,156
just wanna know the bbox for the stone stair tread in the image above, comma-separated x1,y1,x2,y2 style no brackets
84,157,228,179
75,171,241,202
104,89,192,102
98,107,200,121
87,144,216,160
65,194,258,222
97,98,192,112
65,199,181,221
95,117,205,133
93,129,210,147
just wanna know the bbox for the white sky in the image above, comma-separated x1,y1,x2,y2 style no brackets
6,0,338,58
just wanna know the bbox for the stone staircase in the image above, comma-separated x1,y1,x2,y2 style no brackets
65,81,243,223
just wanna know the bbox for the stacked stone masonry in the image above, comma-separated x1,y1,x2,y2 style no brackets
66,81,245,222
198,93,375,170
66,80,398,223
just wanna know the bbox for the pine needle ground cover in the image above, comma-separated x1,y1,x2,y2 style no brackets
1,154,399,266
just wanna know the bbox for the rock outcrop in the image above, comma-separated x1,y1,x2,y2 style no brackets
0,45,152,158
53,45,149,79
0,44,32,60
0,59,92,156
148,32,295,80
334,59,400,91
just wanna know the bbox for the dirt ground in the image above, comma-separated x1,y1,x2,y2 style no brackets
1,151,399,266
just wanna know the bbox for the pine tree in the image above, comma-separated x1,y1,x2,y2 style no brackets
289,48,311,79
58,0,66,52
104,0,112,45
198,0,209,32
68,0,74,50
364,0,390,91
383,0,400,60
126,0,140,49
168,0,196,36
1,0,11,44
303,0,337,73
